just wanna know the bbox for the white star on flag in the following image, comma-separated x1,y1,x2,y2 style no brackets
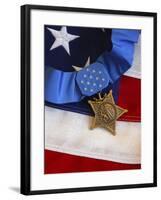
72,57,90,71
47,26,80,55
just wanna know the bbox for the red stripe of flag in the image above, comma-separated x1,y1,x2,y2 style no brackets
45,150,141,174
118,76,141,122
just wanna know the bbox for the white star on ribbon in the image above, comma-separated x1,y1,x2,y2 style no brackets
72,57,90,71
47,26,80,55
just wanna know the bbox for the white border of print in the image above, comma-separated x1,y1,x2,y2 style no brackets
30,10,153,190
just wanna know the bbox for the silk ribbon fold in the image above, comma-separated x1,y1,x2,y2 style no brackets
45,29,140,104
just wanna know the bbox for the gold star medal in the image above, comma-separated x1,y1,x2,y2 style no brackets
88,90,128,135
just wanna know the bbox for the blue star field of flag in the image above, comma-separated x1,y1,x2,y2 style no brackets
45,25,119,116
45,25,112,72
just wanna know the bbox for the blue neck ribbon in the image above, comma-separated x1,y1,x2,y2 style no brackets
45,29,140,104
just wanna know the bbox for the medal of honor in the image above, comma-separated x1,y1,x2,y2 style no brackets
88,90,128,135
